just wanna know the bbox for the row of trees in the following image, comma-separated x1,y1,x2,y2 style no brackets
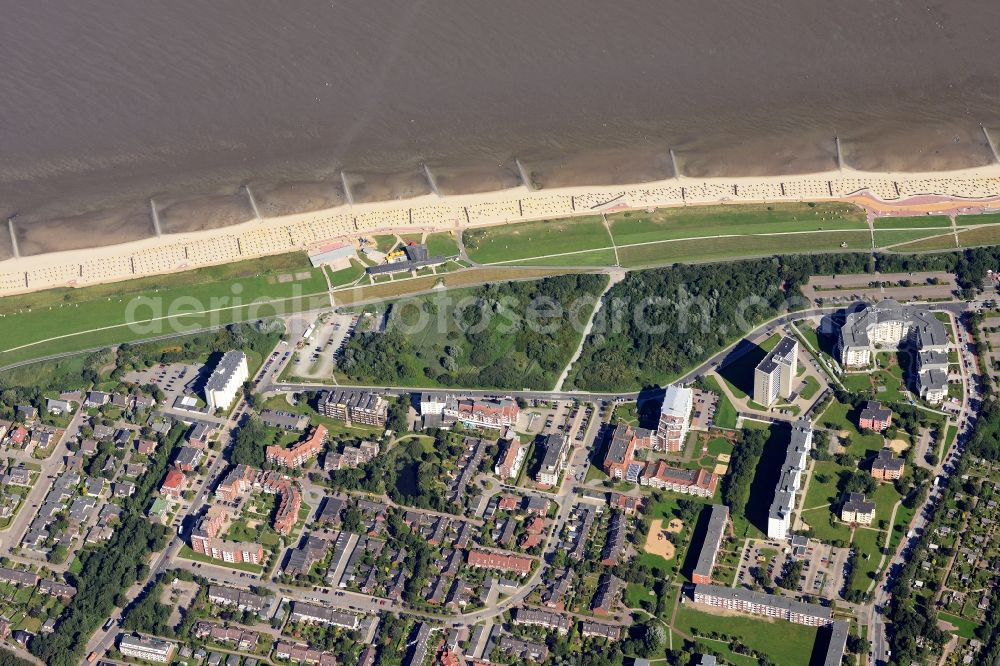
722,428,768,520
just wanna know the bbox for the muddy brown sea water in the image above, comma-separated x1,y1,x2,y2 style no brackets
1,0,999,255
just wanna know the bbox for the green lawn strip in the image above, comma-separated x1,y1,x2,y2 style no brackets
890,234,959,252
673,605,819,666
608,202,866,246
463,215,610,263
425,231,461,257
701,376,738,429
0,294,330,367
506,247,618,267
954,224,1000,248
938,611,981,639
625,582,656,609
616,231,874,269
872,215,951,229
955,212,1000,225
706,437,733,456
874,229,957,248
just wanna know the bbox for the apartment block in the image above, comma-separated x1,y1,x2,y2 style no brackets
767,420,812,540
871,447,904,481
692,584,832,627
656,385,693,452
753,336,798,407
204,350,248,411
691,505,729,584
534,433,569,486
841,492,875,525
320,389,388,427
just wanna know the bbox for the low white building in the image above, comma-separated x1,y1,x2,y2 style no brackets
118,634,176,663
204,351,248,411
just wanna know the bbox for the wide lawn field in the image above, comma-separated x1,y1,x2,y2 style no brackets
674,605,819,666
425,231,461,257
0,267,328,366
849,527,886,595
462,215,610,263
607,202,866,246
615,230,874,268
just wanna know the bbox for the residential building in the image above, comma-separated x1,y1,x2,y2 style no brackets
534,433,569,486
466,550,533,576
118,635,176,663
288,601,359,628
173,446,203,472
207,586,269,613
443,396,519,430
841,493,875,525
753,336,799,407
821,620,850,666
215,464,257,501
691,505,729,584
494,436,526,480
274,642,339,665
871,447,905,481
839,299,951,401
601,512,627,566
513,608,571,634
767,420,812,540
639,462,718,497
498,635,548,663
0,568,39,587
692,584,832,627
859,400,892,432
591,574,622,616
266,424,327,467
656,385,693,452
160,469,186,499
204,350,248,411
580,621,621,641
602,423,652,479
320,389,388,427
37,580,76,600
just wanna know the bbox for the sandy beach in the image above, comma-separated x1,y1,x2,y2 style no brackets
3,163,1000,298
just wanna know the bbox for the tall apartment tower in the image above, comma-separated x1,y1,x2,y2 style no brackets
753,336,799,407
656,385,693,452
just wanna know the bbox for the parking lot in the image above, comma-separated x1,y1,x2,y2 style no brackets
289,313,356,379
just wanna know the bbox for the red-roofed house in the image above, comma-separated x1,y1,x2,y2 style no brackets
466,549,533,576
160,469,186,498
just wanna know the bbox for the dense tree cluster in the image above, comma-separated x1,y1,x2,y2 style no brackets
723,428,767,520
339,274,608,389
